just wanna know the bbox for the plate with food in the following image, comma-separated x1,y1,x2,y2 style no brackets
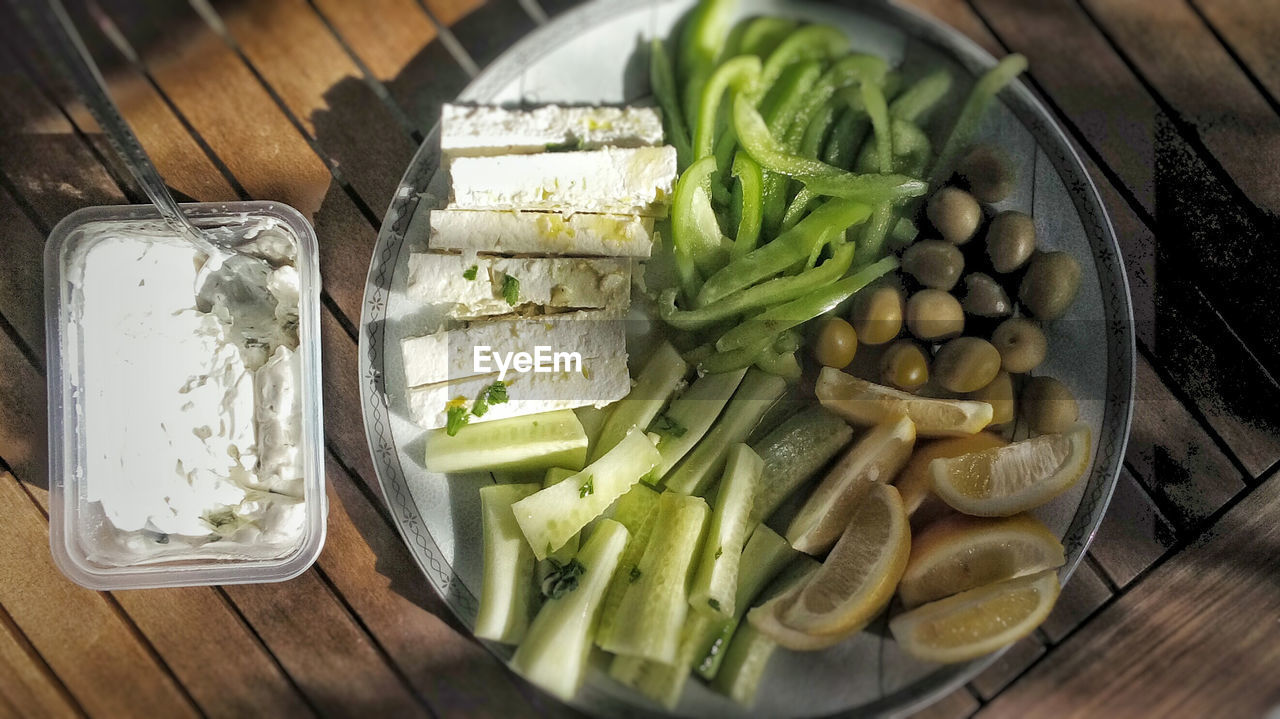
358,0,1135,715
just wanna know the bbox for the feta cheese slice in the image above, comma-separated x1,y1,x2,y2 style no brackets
441,104,665,158
448,146,678,217
429,209,654,258
401,310,626,388
406,253,631,319
407,357,631,430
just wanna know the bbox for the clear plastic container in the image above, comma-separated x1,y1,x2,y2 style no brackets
46,201,327,589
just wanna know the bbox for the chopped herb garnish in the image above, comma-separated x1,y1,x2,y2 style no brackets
650,413,688,438
578,475,595,498
485,380,509,405
714,547,723,560
470,396,489,418
501,274,520,306
445,405,470,436
708,598,722,612
462,264,478,281
540,558,587,599
629,566,643,583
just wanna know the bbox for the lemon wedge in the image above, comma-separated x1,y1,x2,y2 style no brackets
894,432,1008,524
930,423,1091,517
897,513,1064,607
786,414,916,555
890,569,1060,663
815,367,993,437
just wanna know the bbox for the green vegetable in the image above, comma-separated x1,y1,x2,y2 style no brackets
598,492,710,663
758,24,849,91
730,152,764,257
688,444,762,617
475,483,541,644
537,467,581,574
608,613,715,709
822,106,869,170
425,409,588,473
672,155,731,294
749,407,854,524
930,54,1028,186
757,60,823,233
445,404,470,436
664,370,786,496
889,68,953,123
649,368,746,480
650,38,693,169
784,54,889,152
732,95,927,203
512,429,660,560
470,380,509,419
678,0,738,130
592,342,688,461
596,485,662,646
511,519,630,701
501,274,520,306
714,255,898,352
539,557,586,600
753,345,802,381
733,17,797,59
861,81,893,175
694,55,762,160
651,413,688,438
462,265,478,281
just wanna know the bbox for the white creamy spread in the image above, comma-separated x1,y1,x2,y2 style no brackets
72,219,307,564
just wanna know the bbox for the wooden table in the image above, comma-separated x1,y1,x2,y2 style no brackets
1,0,1278,716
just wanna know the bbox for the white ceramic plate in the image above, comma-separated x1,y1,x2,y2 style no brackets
359,1,1135,716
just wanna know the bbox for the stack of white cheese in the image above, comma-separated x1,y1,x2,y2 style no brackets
403,104,678,431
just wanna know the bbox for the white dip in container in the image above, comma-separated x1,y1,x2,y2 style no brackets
47,202,326,589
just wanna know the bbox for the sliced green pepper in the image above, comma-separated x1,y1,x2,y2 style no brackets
694,56,762,160
930,54,1027,186
822,107,869,170
754,347,801,380
672,156,731,296
889,69,953,124
678,0,739,128
783,54,889,151
714,256,898,351
861,81,893,175
658,241,856,331
734,17,797,59
758,24,849,91
650,38,693,170
730,151,763,257
695,198,870,307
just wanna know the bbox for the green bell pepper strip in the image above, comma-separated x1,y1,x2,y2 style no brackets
757,60,824,235
732,95,927,203
783,54,889,151
855,118,932,175
650,38,693,170
779,189,821,232
889,69,953,124
822,107,868,170
758,24,849,92
730,151,763,257
734,17,797,58
697,337,772,374
678,0,739,129
695,198,871,307
856,121,932,263
714,256,899,351
754,347,801,381
861,81,893,175
657,241,856,331
929,54,1028,186
672,156,730,296
694,56,762,160
799,97,842,160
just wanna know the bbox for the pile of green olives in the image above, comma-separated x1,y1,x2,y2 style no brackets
814,144,1082,437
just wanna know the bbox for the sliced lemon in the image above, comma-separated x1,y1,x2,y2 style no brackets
816,367,993,438
897,513,1065,607
778,483,910,637
894,432,1008,522
930,423,1091,517
890,569,1061,663
746,593,849,652
786,414,916,555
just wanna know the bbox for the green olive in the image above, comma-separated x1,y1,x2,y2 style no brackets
962,273,1012,318
850,285,904,345
902,239,964,291
969,370,1015,426
926,187,982,245
1021,376,1079,435
814,317,858,369
932,337,1002,393
958,145,1015,203
1019,251,1081,320
905,289,965,341
879,340,929,392
991,318,1047,373
985,211,1037,273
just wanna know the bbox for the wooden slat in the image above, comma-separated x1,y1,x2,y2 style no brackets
1081,0,1280,214
1195,0,1280,102
909,687,980,719
981,472,1280,718
0,476,197,719
1087,470,1177,588
209,0,418,217
0,608,81,719
1039,560,1112,645
0,186,46,365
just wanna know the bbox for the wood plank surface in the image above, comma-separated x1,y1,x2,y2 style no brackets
979,472,1280,718
0,608,81,719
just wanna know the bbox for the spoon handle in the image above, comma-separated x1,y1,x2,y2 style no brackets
18,0,222,259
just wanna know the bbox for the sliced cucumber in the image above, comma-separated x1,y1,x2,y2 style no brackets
664,369,786,495
649,368,748,480
608,612,714,709
513,429,660,560
688,444,762,618
695,525,797,680
474,483,541,644
598,492,710,663
749,406,853,525
538,468,581,577
511,519,630,701
713,556,821,706
592,342,688,462
425,409,588,474
574,405,609,449
543,467,577,486
596,484,662,645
